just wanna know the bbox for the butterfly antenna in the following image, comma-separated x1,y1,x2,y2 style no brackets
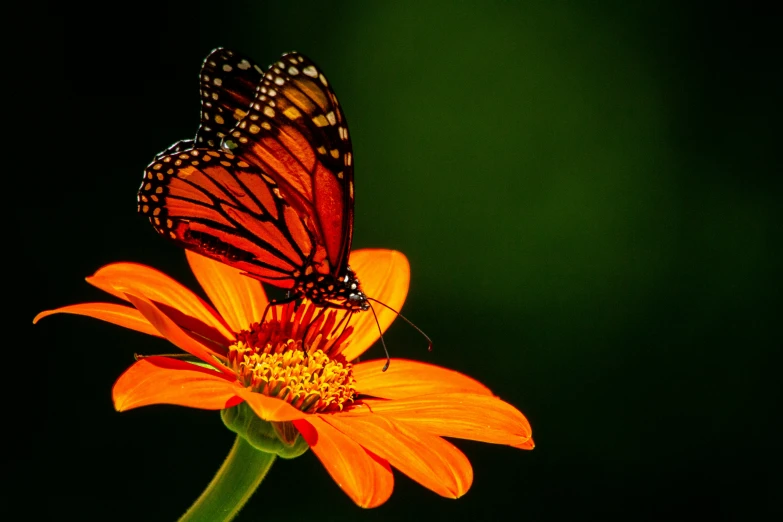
367,301,391,372
367,297,433,352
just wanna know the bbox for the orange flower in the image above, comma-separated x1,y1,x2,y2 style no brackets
35,248,533,507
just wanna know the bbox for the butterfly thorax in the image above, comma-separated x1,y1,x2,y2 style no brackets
295,266,369,312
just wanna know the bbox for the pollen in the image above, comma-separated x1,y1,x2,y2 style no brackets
227,303,357,413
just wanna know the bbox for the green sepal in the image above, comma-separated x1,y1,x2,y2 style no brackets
221,402,309,459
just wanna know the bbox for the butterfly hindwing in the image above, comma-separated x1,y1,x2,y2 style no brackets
221,51,355,276
195,48,265,149
154,139,194,160
138,146,318,288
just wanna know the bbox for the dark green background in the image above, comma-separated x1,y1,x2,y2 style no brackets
33,2,777,520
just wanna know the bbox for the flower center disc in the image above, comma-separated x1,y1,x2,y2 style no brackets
228,303,357,413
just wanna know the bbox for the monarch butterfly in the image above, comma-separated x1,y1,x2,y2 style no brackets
138,48,369,315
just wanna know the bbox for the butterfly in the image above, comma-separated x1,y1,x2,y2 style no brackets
138,48,369,315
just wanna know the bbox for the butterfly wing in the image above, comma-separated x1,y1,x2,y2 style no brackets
154,139,195,160
195,48,264,149
138,147,316,288
221,52,354,278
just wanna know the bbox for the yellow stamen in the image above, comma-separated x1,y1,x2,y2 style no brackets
228,303,357,413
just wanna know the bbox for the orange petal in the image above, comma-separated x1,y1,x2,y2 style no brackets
232,387,310,422
341,249,410,361
122,290,234,377
359,393,533,448
322,414,472,499
353,359,493,399
185,250,269,332
113,356,243,411
33,303,162,338
294,417,394,508
514,438,536,450
86,262,234,344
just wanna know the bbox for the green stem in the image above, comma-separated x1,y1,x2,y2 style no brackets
179,435,276,522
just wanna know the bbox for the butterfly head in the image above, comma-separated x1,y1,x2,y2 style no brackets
343,266,369,310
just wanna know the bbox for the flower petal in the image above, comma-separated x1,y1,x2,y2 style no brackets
185,250,269,332
232,387,310,422
322,414,472,499
113,356,242,411
122,289,234,376
341,249,410,361
514,438,536,450
86,262,234,344
353,359,493,399
33,303,162,338
359,393,533,448
294,417,394,508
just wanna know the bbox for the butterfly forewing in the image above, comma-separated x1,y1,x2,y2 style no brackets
222,52,355,276
138,147,317,288
195,48,264,149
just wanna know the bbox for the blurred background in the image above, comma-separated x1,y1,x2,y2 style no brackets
30,1,777,520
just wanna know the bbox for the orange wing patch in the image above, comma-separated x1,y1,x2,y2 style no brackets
236,170,280,220
222,204,305,267
172,167,232,203
249,137,312,201
292,77,330,109
166,198,235,229
283,204,313,257
203,164,264,215
185,221,295,273
313,161,345,268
